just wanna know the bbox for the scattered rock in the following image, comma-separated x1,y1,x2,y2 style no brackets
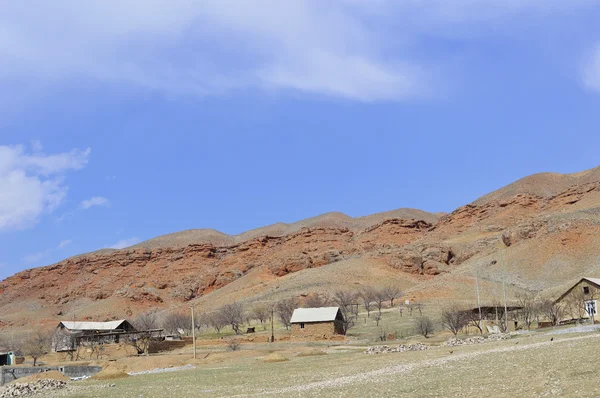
0,380,66,397
364,343,429,354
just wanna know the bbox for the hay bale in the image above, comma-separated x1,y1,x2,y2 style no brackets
297,349,327,357
262,353,288,363
92,364,130,380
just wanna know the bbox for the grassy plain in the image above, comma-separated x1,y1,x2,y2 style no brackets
45,331,600,398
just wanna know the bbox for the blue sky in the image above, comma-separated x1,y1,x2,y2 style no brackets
1,1,600,280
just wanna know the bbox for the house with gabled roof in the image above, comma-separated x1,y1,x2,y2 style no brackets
555,277,600,323
290,307,345,338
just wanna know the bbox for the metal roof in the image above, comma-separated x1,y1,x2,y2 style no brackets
583,277,600,287
59,320,130,331
290,307,340,323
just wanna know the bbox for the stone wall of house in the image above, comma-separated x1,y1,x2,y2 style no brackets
291,321,336,338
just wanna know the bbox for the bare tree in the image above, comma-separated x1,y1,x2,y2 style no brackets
206,312,227,335
516,292,538,331
414,303,425,316
226,338,241,351
276,298,298,330
161,311,192,335
414,316,435,338
333,291,358,334
539,299,563,326
218,302,245,335
304,293,332,308
132,311,160,331
21,329,52,366
378,327,388,342
360,287,376,318
442,305,468,336
251,304,270,329
373,289,387,315
127,331,154,355
565,289,587,321
382,286,402,307
373,313,382,327
466,310,483,335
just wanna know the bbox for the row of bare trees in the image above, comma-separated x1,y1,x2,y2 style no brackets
439,294,571,336
0,328,53,366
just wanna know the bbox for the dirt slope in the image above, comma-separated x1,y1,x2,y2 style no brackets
1,166,600,328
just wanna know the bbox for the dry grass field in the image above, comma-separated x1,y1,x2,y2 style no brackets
43,331,600,397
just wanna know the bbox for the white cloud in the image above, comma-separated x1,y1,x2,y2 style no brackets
0,145,90,231
57,239,72,249
80,196,110,210
110,237,141,250
0,1,595,102
582,44,600,92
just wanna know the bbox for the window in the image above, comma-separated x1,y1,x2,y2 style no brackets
300,323,305,329
585,300,597,316
584,286,590,295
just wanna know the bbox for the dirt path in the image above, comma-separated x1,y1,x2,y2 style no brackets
247,334,600,396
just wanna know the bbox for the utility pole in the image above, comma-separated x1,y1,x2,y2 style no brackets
475,275,483,334
270,305,275,343
501,232,510,331
190,305,196,359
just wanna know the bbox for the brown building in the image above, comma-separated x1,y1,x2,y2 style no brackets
290,307,345,338
555,277,600,322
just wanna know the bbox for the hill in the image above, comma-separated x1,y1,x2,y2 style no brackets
1,166,600,328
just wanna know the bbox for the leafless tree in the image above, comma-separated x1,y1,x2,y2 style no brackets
441,305,468,336
227,338,241,351
378,328,388,342
127,331,154,355
516,292,539,330
373,313,382,327
276,298,298,330
21,329,53,366
382,286,402,307
539,299,563,326
360,287,376,318
251,304,271,329
132,310,160,331
161,311,192,335
304,293,332,308
218,302,245,335
414,316,435,338
206,312,227,335
564,289,587,321
414,303,425,316
466,310,483,335
333,291,358,334
372,289,387,315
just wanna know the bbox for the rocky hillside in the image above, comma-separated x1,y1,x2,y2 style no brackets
2,167,600,328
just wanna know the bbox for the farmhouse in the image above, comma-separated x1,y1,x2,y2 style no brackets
52,320,137,352
290,307,345,338
555,277,600,323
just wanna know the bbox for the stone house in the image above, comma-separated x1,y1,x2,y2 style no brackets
555,277,600,322
290,307,345,338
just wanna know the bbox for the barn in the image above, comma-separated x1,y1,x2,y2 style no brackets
52,320,137,352
555,277,600,323
290,307,345,338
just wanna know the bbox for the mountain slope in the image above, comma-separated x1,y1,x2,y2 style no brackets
1,166,600,328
